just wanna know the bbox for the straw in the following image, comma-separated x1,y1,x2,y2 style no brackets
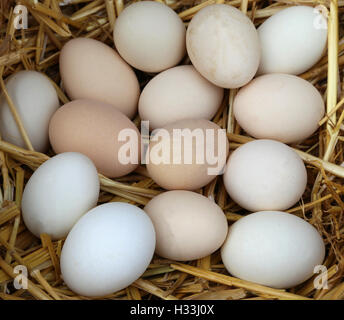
170,263,312,300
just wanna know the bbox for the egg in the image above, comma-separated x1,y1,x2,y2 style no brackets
139,65,224,130
22,152,99,240
60,37,140,118
146,119,229,190
144,190,228,261
223,139,307,212
49,99,140,178
221,211,325,288
258,6,328,75
0,70,59,152
186,4,260,88
60,202,155,297
113,1,186,73
233,74,325,144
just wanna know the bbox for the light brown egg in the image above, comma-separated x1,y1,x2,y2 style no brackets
146,119,229,190
144,190,228,261
114,1,186,73
59,38,140,118
186,4,260,89
139,65,224,130
233,74,325,144
49,99,140,178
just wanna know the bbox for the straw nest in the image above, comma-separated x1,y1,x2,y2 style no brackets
0,0,343,301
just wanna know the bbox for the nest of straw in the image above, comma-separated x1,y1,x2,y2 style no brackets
0,0,343,301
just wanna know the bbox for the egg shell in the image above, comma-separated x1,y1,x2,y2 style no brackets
139,65,224,130
59,37,140,118
22,152,99,240
49,99,140,178
60,202,156,297
186,4,260,88
223,139,307,212
233,74,325,144
146,119,229,190
221,211,325,288
144,190,228,261
0,70,59,152
258,6,327,75
114,1,186,73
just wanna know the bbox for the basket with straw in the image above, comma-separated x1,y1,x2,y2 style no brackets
0,0,343,301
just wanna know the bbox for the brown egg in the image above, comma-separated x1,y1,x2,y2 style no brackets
144,190,228,261
146,119,229,190
60,38,140,118
49,99,140,178
233,74,325,144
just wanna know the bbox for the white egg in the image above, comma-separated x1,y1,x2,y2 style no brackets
0,71,60,152
186,4,260,88
22,152,99,240
60,202,156,297
223,140,307,212
258,6,327,75
221,211,326,288
139,65,224,130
